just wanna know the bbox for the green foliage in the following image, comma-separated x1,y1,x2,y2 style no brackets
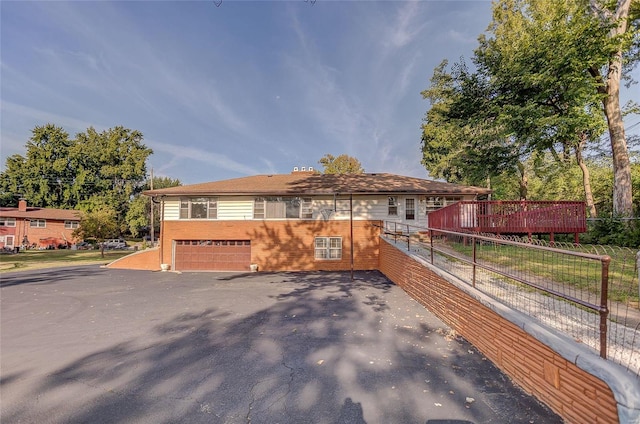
581,216,640,248
318,154,364,174
72,206,119,256
420,60,517,187
0,123,153,234
125,176,181,237
421,0,638,216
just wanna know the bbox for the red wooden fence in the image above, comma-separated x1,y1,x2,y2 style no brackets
428,201,587,243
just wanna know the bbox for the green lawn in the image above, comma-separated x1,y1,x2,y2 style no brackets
446,241,639,304
0,249,133,273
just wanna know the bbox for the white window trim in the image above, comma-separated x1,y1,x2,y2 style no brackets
30,219,46,228
405,198,416,220
314,236,342,260
64,220,79,229
254,197,313,219
388,196,398,216
0,217,16,227
179,197,218,219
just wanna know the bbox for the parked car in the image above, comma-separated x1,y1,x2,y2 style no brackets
101,238,127,249
76,241,93,250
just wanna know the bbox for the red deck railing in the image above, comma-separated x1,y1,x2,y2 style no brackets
428,201,587,242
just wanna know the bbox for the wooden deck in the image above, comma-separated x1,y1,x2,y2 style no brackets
427,201,586,242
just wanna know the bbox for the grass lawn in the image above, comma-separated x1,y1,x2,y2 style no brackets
0,249,133,273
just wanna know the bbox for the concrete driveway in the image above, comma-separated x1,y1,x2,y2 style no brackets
0,266,561,423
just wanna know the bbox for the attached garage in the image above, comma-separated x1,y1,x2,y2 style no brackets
174,240,251,271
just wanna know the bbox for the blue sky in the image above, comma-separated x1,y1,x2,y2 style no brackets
1,1,637,185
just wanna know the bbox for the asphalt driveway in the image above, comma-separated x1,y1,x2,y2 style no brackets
0,266,562,423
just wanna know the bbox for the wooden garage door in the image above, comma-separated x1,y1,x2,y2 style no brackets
175,240,251,271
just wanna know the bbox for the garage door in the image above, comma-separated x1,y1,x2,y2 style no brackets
175,240,251,271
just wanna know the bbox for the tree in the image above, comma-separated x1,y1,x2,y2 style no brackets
588,0,638,216
0,124,74,207
0,124,153,232
72,206,119,257
420,60,521,190
126,176,181,238
477,0,638,215
318,154,364,174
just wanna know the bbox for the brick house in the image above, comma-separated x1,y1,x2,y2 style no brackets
138,170,491,272
0,199,81,250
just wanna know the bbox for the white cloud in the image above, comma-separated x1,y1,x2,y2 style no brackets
148,139,259,176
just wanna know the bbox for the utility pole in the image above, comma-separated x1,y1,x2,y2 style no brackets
150,168,154,244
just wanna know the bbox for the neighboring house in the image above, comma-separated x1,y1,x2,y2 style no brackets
0,199,81,250
139,170,491,272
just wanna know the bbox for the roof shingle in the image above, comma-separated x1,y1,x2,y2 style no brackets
144,173,491,197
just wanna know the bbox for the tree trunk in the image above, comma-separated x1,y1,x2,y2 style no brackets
591,0,634,217
603,83,633,216
575,134,597,218
517,161,528,200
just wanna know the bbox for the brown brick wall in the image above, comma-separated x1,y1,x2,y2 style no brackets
107,248,161,271
159,220,381,271
378,238,619,424
11,219,79,248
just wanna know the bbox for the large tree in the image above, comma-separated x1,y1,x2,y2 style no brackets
422,0,638,216
318,154,364,174
0,124,152,231
479,0,638,215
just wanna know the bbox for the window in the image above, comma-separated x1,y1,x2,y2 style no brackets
301,198,313,219
405,198,415,220
0,217,16,227
30,219,46,228
425,196,462,213
180,198,217,219
254,197,311,219
315,237,342,260
64,220,79,229
388,196,398,216
254,198,265,219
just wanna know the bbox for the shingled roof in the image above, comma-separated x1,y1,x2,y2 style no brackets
0,206,81,221
144,172,491,197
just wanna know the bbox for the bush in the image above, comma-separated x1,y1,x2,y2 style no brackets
582,216,640,248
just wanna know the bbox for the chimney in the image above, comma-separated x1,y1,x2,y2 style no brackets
18,199,27,212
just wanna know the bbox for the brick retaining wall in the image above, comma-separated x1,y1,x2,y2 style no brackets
379,238,623,424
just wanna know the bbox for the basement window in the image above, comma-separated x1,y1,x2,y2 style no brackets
314,236,342,260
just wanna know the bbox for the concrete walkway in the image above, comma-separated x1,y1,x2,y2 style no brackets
1,266,562,423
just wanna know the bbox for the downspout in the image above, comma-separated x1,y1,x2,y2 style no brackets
159,196,165,268
350,193,354,281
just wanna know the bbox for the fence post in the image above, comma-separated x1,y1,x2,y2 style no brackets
429,229,434,264
637,251,640,303
472,234,477,288
599,255,611,359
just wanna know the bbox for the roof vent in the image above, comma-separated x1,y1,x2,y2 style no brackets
309,166,314,172
301,166,306,171
293,167,299,172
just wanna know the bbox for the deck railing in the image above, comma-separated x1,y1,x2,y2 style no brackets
379,221,640,377
428,201,587,243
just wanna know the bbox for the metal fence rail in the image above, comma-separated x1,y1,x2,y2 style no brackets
379,221,640,377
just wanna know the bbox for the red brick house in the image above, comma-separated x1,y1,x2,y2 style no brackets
113,170,490,272
0,200,81,250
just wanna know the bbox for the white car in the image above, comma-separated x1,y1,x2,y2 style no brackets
102,239,127,249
